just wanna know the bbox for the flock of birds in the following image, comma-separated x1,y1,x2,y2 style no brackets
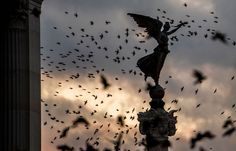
41,2,236,151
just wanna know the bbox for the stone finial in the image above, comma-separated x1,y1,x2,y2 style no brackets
149,85,165,99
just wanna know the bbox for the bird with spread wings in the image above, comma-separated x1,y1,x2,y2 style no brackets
127,13,187,84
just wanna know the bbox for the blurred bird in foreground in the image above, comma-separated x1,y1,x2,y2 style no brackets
192,69,207,85
212,31,227,44
100,74,111,89
190,131,215,149
57,144,74,151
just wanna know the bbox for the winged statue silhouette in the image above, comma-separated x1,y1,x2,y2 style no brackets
127,13,187,84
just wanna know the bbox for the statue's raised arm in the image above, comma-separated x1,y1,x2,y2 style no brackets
167,22,188,35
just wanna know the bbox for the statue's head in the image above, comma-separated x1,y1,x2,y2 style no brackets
163,22,170,31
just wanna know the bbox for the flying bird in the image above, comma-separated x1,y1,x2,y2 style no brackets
190,131,215,149
171,99,178,104
193,69,207,84
231,76,235,80
211,31,228,44
196,103,201,108
60,127,70,138
117,115,124,127
72,116,90,127
222,127,235,137
105,20,111,24
232,104,235,108
74,12,78,18
223,119,234,128
57,144,74,151
85,143,98,151
100,74,111,89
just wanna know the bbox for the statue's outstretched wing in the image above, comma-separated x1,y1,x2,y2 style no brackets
127,13,163,41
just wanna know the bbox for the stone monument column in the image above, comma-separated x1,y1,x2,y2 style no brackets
0,0,43,150
127,13,186,151
138,85,177,151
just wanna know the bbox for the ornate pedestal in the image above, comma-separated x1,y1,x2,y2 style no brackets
138,85,177,151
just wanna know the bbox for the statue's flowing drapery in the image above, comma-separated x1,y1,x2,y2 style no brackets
137,46,169,84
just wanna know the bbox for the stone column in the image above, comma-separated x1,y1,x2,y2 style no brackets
0,0,43,150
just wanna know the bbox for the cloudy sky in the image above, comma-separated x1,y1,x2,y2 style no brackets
40,0,236,150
